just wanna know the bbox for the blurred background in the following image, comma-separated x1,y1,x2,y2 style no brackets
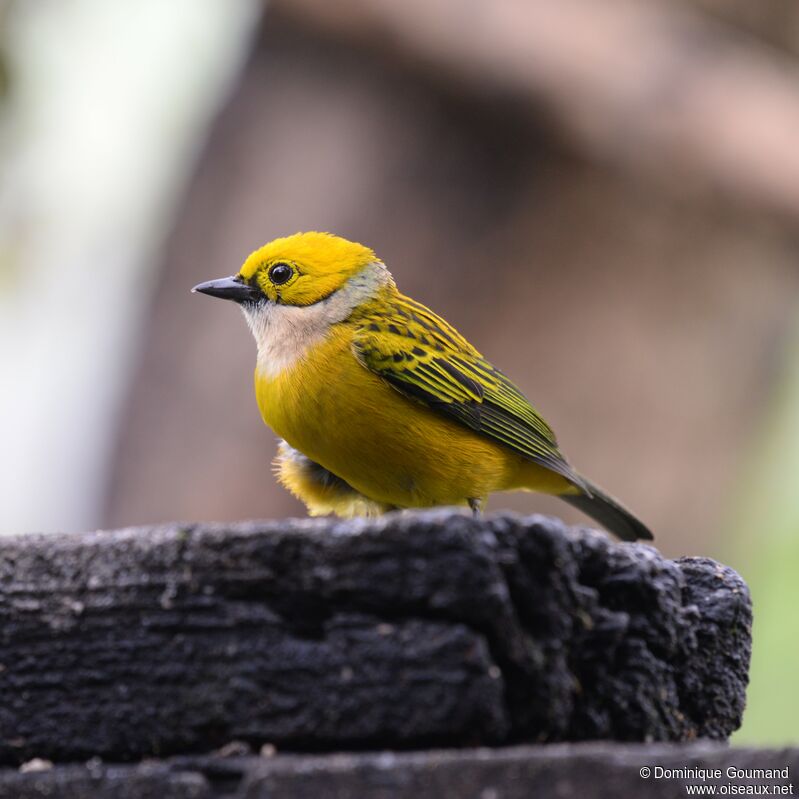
1,0,798,745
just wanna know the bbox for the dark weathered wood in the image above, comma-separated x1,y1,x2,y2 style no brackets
0,511,751,764
3,743,796,799
0,761,209,799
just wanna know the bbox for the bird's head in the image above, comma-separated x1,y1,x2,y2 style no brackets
193,232,394,370
193,231,387,307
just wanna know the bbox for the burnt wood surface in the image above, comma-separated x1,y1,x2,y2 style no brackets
0,511,751,765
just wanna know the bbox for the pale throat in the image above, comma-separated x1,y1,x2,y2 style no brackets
241,261,391,378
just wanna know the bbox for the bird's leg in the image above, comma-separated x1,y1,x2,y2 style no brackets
468,498,483,518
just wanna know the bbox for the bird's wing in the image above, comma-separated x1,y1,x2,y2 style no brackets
351,293,582,484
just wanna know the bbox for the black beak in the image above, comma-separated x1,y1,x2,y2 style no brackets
192,275,263,303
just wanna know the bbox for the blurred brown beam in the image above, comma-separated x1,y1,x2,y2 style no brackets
275,0,799,221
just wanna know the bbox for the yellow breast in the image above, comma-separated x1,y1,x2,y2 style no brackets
254,324,567,508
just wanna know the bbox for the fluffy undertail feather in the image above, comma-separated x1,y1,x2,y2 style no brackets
560,480,653,542
274,440,394,518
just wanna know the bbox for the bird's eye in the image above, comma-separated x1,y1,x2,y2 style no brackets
269,262,293,285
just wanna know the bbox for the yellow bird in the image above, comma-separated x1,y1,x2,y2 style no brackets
193,231,652,541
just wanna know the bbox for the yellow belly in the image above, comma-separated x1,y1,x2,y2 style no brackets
255,326,570,508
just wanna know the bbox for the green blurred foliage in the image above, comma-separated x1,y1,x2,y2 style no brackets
729,316,799,744
0,1,10,102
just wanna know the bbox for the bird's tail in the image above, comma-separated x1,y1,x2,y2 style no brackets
559,478,653,542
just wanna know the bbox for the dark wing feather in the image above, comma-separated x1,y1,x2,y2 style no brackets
351,294,583,486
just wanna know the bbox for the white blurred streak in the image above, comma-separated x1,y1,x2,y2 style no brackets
0,0,262,533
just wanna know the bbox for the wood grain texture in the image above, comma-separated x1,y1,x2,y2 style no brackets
3,744,796,799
